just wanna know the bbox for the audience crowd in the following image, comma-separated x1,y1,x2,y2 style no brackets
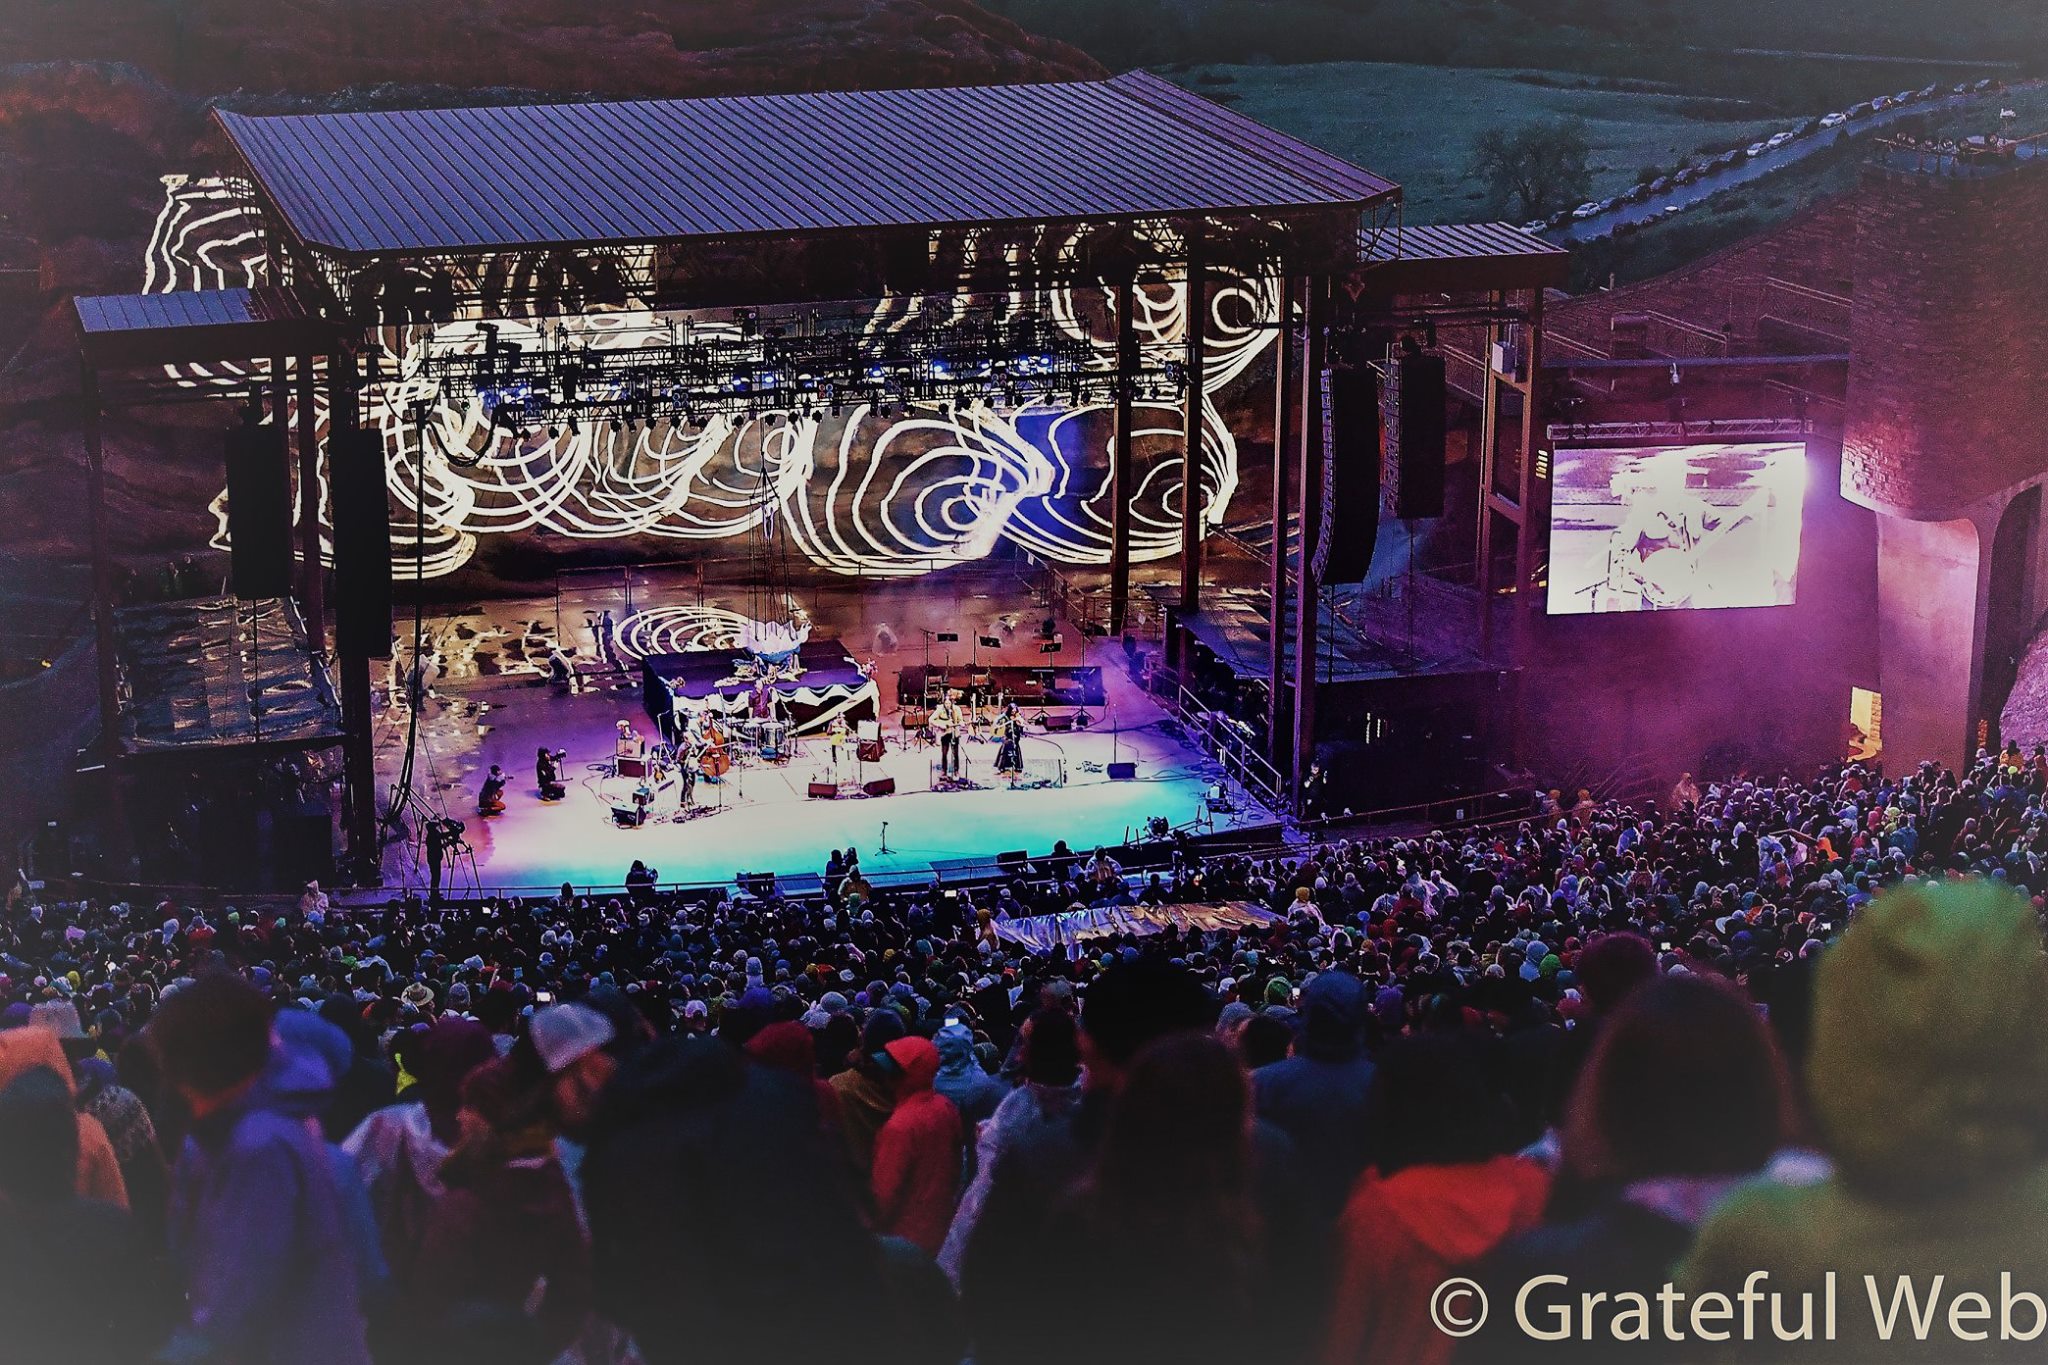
4,746,2048,1363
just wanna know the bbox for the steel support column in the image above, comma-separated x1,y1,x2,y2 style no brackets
331,347,380,884
81,363,119,763
1108,275,1137,637
297,352,324,647
1290,276,1329,809
1178,238,1207,620
1267,276,1295,762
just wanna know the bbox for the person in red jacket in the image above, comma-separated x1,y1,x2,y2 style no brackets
870,1035,962,1255
1321,1035,1549,1365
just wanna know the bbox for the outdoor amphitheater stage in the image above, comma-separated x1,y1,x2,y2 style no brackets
371,583,1280,895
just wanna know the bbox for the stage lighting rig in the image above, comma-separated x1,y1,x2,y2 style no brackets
412,303,1188,433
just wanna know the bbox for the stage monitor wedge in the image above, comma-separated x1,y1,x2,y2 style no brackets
331,427,394,659
224,418,293,600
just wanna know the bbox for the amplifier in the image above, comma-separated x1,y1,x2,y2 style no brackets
863,776,897,797
1041,712,1075,732
616,755,647,778
902,708,929,731
807,781,839,799
858,739,886,762
1107,761,1138,781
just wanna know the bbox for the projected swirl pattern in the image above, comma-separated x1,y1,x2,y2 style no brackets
152,178,1274,579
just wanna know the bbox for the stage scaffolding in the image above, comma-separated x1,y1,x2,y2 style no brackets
77,70,1403,880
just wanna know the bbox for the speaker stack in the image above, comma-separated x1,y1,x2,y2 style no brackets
223,415,293,600
1320,364,1383,586
329,428,393,659
1381,345,1448,521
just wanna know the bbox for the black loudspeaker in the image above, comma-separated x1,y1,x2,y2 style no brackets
996,849,1030,871
1381,348,1447,520
862,776,897,797
1321,364,1383,586
808,781,840,799
1107,761,1137,781
276,810,334,887
330,428,393,659
224,417,293,599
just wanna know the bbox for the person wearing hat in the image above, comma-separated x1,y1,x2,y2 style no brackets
528,1002,617,1140
27,999,168,1236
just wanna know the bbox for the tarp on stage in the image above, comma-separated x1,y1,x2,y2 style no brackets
640,638,878,735
991,901,1279,951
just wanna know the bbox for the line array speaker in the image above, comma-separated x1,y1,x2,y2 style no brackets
1381,347,1447,520
330,428,393,659
224,417,293,599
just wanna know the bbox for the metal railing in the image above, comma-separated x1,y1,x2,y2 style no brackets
1173,683,1287,813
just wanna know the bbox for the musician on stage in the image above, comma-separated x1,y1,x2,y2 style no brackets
536,746,566,801
931,690,965,777
478,765,508,816
994,702,1025,776
615,719,647,760
827,714,849,766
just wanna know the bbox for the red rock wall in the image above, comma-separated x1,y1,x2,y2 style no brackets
1843,159,2048,520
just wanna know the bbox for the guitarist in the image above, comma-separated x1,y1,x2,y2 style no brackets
931,689,965,778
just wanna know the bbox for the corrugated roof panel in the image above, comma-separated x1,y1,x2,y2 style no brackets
217,74,1398,257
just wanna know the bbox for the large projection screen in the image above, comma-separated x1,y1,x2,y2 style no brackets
1547,442,1806,616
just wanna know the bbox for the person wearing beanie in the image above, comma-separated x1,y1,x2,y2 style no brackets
1254,970,1378,1216
1678,880,2048,1360
870,1035,963,1256
828,1008,907,1177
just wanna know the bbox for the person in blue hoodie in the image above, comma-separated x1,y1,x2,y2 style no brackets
1253,969,1378,1213
148,973,373,1365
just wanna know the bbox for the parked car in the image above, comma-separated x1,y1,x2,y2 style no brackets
1520,219,1549,233
1918,84,1941,99
1766,130,1797,149
1746,141,1769,157
1872,96,1893,111
1849,101,1876,118
1648,174,1675,193
1974,79,2000,93
1954,82,1973,95
1571,201,1601,220
1821,111,1848,128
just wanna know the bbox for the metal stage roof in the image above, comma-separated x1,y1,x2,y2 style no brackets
1357,221,1569,294
75,286,336,368
216,71,1396,258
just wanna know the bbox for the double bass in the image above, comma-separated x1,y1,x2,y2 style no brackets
698,715,732,780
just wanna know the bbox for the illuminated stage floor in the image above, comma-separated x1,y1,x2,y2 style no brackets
373,590,1280,894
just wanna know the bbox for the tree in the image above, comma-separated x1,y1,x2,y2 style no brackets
1469,117,1594,221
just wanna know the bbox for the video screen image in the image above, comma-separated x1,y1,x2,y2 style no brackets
1546,442,1806,615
